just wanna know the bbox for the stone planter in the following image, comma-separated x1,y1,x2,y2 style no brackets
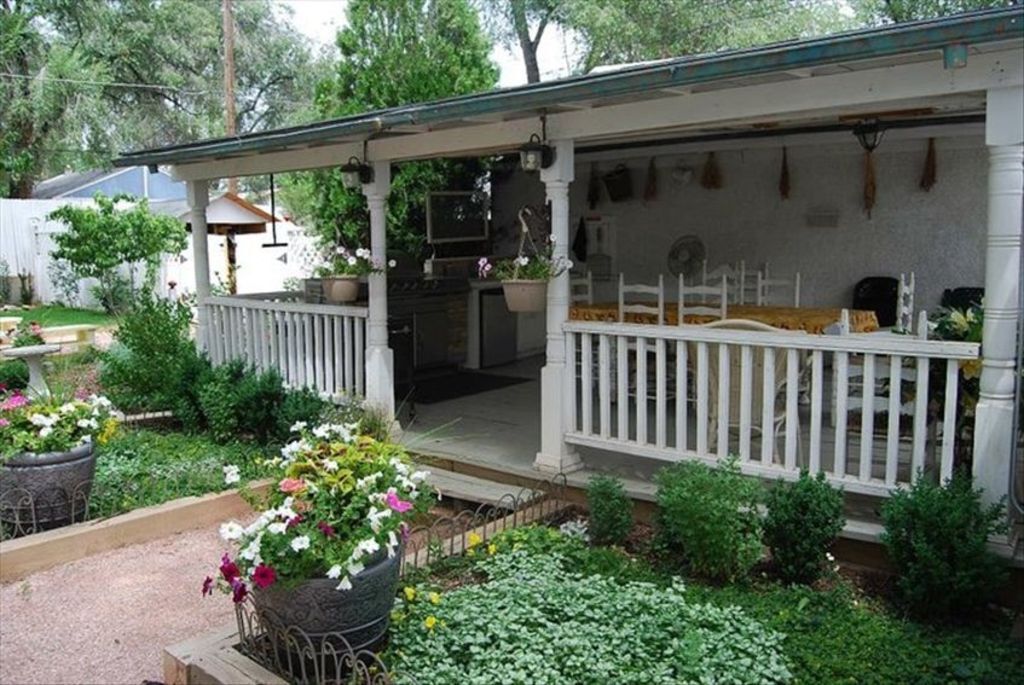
0,442,96,533
253,546,401,652
323,276,360,304
502,279,547,312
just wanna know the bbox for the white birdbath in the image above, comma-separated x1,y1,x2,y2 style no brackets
2,344,60,398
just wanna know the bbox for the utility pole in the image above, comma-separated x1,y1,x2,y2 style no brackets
222,0,238,195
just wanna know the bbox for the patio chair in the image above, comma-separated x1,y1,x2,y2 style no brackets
570,271,594,305
697,319,807,462
678,273,727,321
756,270,801,307
618,273,665,324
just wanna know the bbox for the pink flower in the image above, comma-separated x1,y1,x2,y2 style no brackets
386,491,413,514
1,393,28,411
252,564,277,590
219,553,240,583
202,576,214,597
317,521,336,538
286,514,303,529
279,478,307,494
230,578,248,603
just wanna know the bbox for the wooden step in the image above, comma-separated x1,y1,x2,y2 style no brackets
422,467,540,509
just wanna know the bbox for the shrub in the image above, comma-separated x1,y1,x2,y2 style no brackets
0,360,29,391
881,474,1007,621
275,386,328,442
656,458,762,581
763,471,845,584
586,474,634,545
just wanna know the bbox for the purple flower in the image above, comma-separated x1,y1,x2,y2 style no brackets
219,553,240,583
0,418,9,429
201,576,214,597
386,491,413,514
286,514,303,529
230,578,248,603
317,521,336,538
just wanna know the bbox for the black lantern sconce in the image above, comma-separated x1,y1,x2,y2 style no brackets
852,119,886,152
340,155,374,189
519,117,554,172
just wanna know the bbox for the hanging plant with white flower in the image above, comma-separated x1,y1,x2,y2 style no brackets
313,245,397,304
205,421,432,645
476,206,571,312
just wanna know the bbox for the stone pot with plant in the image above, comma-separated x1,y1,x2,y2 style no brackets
0,392,118,532
205,421,431,652
315,246,393,304
477,207,572,313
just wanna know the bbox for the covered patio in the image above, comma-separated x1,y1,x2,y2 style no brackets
115,9,1024,538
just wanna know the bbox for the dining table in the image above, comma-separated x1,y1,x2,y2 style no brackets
568,303,879,334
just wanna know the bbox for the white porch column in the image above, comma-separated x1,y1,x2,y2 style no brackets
973,86,1023,509
362,160,395,417
186,180,211,351
535,139,582,474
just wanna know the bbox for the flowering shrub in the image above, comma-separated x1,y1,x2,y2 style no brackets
10,320,45,348
314,245,395,278
0,391,118,458
390,528,792,684
205,422,431,602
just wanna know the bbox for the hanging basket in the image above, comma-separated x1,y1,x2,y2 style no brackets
501,280,547,312
602,164,633,202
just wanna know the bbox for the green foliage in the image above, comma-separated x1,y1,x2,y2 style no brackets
15,305,114,328
392,537,792,684
586,474,634,545
0,359,29,391
881,474,1008,621
0,258,11,303
852,0,1015,24
90,429,271,518
100,295,198,412
48,194,187,310
763,472,845,584
288,0,497,257
656,459,763,582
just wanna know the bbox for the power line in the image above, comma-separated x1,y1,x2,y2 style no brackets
0,71,210,95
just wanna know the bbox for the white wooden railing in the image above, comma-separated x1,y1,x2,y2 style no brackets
564,321,980,497
203,295,368,397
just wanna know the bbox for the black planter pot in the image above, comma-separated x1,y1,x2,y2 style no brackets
253,546,402,653
0,443,97,534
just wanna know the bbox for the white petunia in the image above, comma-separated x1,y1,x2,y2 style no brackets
387,259,397,268
326,564,343,579
346,256,357,266
347,561,365,577
410,470,429,483
39,426,53,438
336,576,353,591
356,473,380,490
322,459,339,473
290,421,308,433
387,530,399,558
59,402,77,415
517,256,530,266
267,522,287,535
355,247,370,259
220,521,245,541
240,534,263,562
223,464,241,485
77,418,99,430
290,535,311,552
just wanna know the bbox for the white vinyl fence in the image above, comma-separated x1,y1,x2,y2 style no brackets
564,321,980,497
203,295,368,397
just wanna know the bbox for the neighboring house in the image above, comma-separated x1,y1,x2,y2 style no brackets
31,166,185,201
114,10,1024,554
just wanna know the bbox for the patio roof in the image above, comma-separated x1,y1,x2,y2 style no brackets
115,8,1022,172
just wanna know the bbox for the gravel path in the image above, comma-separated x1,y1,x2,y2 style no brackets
0,526,236,685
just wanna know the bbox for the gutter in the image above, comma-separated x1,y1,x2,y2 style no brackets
114,7,1023,168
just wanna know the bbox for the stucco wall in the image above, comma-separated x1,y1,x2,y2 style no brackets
492,133,988,312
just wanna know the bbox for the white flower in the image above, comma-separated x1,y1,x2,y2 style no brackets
565,259,574,270
355,247,370,259
387,530,399,558
387,259,397,268
77,418,99,430
240,534,263,562
367,506,392,533
289,421,307,433
353,537,381,559
326,564,343,579
39,426,53,438
549,234,557,244
59,402,77,415
267,522,287,535
347,561,365,577
516,256,530,266
410,470,429,483
280,439,309,462
389,458,410,476
826,552,835,562
322,459,339,473
223,464,241,485
336,576,353,591
347,256,358,266
356,473,380,490
220,521,245,541
29,413,56,428
290,535,311,552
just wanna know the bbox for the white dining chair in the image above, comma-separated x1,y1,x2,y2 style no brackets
679,274,727,321
618,273,665,324
570,271,594,305
756,271,801,307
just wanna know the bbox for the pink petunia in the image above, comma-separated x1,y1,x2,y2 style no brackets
286,514,304,529
317,521,336,538
230,578,248,603
1,393,28,411
252,564,277,590
279,478,307,494
219,553,240,583
386,491,413,514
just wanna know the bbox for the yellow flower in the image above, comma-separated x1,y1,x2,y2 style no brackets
97,418,119,445
948,310,969,334
424,615,437,630
428,592,441,605
467,532,483,548
487,543,497,556
960,358,982,380
403,586,416,602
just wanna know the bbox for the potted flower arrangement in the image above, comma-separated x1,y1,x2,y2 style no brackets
477,209,572,313
205,421,431,651
315,246,392,304
0,391,118,530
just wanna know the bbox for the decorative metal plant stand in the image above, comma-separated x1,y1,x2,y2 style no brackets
0,444,97,538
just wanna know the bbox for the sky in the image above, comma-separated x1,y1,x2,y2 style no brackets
276,0,576,87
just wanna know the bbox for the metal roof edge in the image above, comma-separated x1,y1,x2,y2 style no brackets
114,7,1023,169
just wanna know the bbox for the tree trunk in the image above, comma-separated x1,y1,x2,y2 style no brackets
520,36,541,84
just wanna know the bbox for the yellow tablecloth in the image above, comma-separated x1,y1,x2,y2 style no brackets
569,303,879,334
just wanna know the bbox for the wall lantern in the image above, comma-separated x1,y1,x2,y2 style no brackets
519,133,555,172
340,156,373,188
852,120,885,152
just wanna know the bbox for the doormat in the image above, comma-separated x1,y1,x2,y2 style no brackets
404,371,530,405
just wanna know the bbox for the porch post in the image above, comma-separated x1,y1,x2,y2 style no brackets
973,86,1023,510
186,180,211,351
362,160,395,417
535,139,582,473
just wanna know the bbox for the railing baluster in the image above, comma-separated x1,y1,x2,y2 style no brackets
940,358,959,482
599,334,611,439
332,317,343,395
656,338,667,449
784,348,799,471
739,344,753,461
809,350,823,474
581,332,593,436
717,343,729,458
834,351,849,478
303,313,315,388
696,342,709,454
675,340,688,452
760,347,775,465
885,355,903,487
323,316,336,397
859,354,876,481
565,332,577,433
354,319,365,395
343,317,354,394
636,336,648,446
287,312,299,387
911,357,930,482
617,335,628,440
314,315,325,392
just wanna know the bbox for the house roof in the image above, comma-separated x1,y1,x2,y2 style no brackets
31,168,128,198
114,7,1023,170
150,192,274,235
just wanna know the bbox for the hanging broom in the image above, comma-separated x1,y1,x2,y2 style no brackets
919,137,937,191
779,146,791,200
863,149,876,217
700,151,722,190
